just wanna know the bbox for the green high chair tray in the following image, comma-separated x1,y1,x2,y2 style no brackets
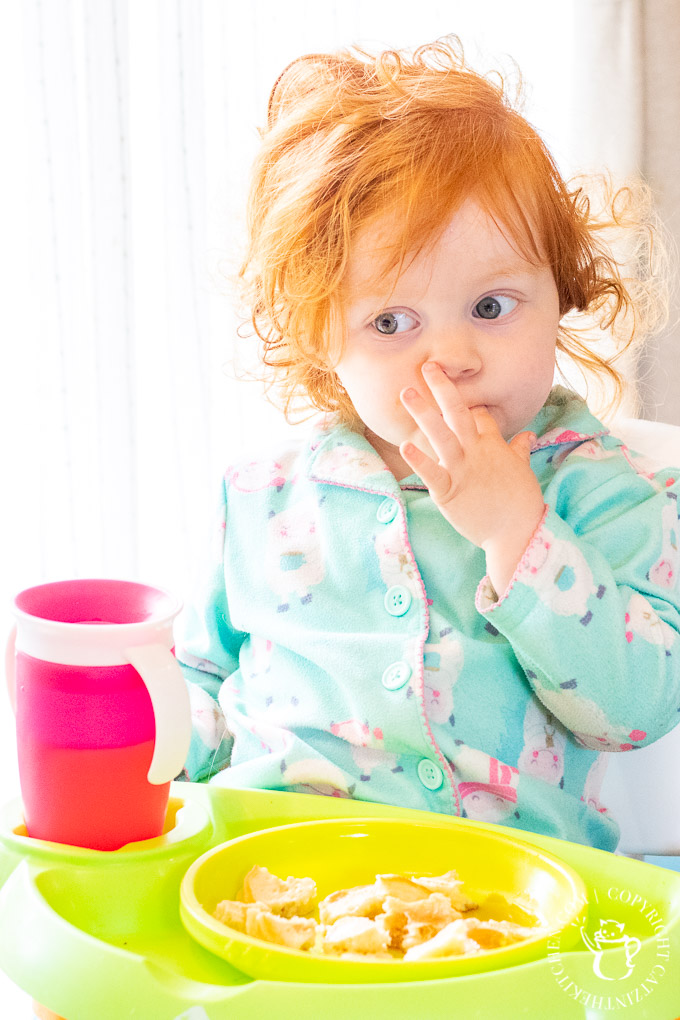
0,783,678,1019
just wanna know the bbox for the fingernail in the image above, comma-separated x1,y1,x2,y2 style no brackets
402,387,418,400
422,361,437,373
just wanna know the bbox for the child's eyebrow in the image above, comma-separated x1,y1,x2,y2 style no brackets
474,260,546,282
348,261,545,305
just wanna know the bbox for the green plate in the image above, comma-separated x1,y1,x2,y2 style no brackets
180,816,588,983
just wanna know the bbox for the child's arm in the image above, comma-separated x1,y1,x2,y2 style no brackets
474,457,680,751
399,367,680,750
174,480,246,781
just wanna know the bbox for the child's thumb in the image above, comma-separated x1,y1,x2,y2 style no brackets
511,430,536,462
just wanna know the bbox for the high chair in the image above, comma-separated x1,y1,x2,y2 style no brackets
2,420,680,1020
598,416,680,856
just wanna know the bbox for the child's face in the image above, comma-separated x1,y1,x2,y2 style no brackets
335,199,561,478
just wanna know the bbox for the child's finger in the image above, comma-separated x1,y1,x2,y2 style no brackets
508,429,537,464
469,406,501,437
400,386,464,466
399,441,456,502
421,362,478,446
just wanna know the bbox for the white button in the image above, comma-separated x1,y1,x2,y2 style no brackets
381,661,412,691
384,585,412,617
376,498,398,524
418,758,444,791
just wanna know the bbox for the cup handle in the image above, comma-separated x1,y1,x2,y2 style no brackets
126,643,192,784
6,625,16,713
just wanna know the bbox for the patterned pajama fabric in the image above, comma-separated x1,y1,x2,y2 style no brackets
175,388,680,851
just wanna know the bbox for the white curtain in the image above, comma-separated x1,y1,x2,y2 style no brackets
0,0,658,799
637,0,680,421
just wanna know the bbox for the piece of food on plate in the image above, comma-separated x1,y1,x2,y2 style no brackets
321,915,391,956
374,874,430,903
240,865,317,918
402,918,483,960
462,918,540,950
473,891,540,926
403,916,541,961
377,891,462,951
411,870,478,912
318,883,385,924
213,898,256,932
244,904,318,950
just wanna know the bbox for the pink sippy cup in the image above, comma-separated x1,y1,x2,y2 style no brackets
6,579,191,851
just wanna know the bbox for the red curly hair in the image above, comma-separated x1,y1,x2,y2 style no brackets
238,38,665,422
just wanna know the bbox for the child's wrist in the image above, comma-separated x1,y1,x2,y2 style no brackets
482,503,546,596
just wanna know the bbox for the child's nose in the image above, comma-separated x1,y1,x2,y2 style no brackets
429,329,483,380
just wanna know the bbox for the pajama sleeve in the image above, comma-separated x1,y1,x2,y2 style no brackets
174,478,246,781
476,440,680,751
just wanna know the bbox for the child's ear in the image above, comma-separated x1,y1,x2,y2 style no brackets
267,54,343,129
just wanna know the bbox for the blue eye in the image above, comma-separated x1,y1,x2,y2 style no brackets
372,310,418,335
474,295,518,320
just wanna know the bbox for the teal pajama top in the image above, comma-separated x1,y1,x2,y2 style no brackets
175,388,680,851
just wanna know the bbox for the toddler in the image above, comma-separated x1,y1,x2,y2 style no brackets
175,39,680,852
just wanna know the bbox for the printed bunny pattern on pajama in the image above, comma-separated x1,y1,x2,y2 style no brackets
175,388,680,851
